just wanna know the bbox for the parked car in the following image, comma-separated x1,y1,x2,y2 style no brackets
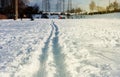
41,14,48,19
58,15,66,19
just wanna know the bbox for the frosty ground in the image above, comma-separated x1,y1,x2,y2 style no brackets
0,17,120,77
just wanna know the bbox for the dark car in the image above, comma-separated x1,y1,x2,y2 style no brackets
41,14,49,19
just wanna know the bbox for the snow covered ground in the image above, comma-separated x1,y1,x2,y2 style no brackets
0,17,120,77
0,19,52,77
55,19,120,77
72,13,120,19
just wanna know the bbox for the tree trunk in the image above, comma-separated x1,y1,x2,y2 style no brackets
15,0,18,20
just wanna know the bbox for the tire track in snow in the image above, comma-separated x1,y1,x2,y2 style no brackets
52,22,69,77
36,24,54,77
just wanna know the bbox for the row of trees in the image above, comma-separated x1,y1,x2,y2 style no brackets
67,8,82,13
107,1,119,11
89,0,120,13
0,0,28,13
0,0,40,19
66,0,120,14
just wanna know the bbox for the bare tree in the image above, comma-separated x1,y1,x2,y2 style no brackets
113,0,119,10
89,0,96,12
106,0,119,11
13,0,29,20
22,0,29,4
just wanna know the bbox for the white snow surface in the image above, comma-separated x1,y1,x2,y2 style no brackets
0,18,120,77
72,13,120,19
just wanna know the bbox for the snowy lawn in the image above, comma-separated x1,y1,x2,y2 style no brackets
0,19,52,77
0,19,120,77
55,19,120,77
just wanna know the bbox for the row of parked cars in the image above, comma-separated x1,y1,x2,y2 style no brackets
34,13,67,19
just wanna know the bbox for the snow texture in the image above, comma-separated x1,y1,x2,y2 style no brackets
0,14,120,77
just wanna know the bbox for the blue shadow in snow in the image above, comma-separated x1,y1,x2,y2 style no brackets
37,24,54,77
52,22,68,77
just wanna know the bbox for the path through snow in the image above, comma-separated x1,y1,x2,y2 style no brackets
36,23,54,77
52,22,69,77
36,21,69,77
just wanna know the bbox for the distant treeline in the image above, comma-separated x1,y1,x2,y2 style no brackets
0,0,40,19
67,0,120,15
88,10,120,15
